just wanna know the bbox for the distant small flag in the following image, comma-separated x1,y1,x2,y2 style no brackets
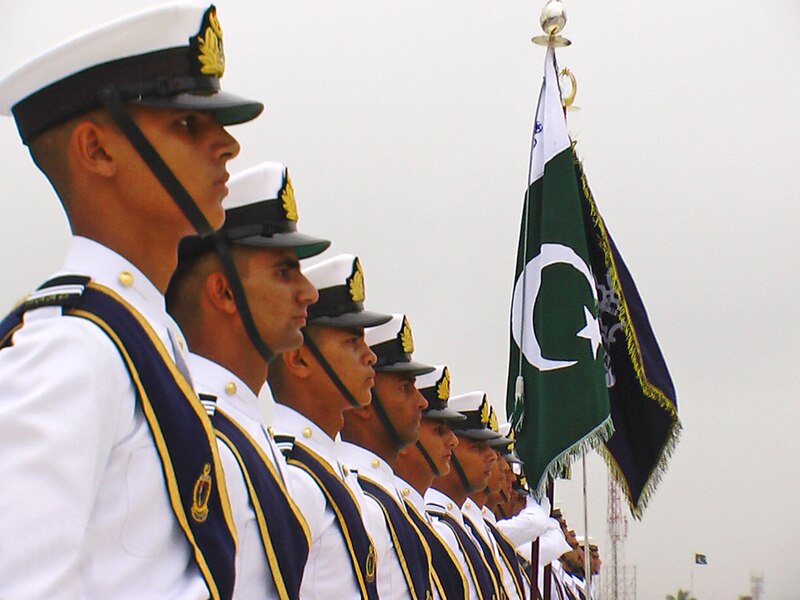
695,553,708,565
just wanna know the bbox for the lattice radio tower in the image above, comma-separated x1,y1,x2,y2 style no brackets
750,572,764,600
603,473,637,600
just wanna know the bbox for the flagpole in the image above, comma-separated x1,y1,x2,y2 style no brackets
582,453,592,599
531,534,542,599
543,476,555,600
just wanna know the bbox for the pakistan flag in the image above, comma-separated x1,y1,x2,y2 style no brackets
506,47,612,496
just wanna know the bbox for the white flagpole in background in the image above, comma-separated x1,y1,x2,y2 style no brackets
583,454,592,599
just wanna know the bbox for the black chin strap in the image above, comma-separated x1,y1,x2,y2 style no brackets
370,390,404,451
302,331,360,408
449,452,475,495
496,504,508,519
98,87,275,365
97,86,214,237
211,234,274,363
414,440,441,477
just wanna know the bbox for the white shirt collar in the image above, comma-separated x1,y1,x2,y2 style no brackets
272,403,341,470
61,236,166,320
338,442,397,491
187,353,260,421
482,505,498,525
394,475,425,513
424,487,465,525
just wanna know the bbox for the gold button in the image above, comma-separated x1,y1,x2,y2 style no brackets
302,427,312,438
402,488,410,497
117,271,134,287
371,458,380,469
446,503,453,510
224,382,236,395
267,426,274,436
177,338,185,350
464,501,471,509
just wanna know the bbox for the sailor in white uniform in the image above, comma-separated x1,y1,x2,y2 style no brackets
340,313,436,600
425,392,506,600
167,161,329,599
0,4,261,598
268,253,391,599
395,365,470,600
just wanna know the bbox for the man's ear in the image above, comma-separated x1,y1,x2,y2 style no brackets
281,346,312,379
204,271,237,315
348,403,373,422
398,444,414,458
70,120,116,178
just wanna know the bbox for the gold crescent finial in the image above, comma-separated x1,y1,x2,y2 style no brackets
559,67,577,108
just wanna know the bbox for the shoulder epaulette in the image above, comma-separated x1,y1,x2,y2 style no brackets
17,275,90,313
198,393,218,417
273,434,296,458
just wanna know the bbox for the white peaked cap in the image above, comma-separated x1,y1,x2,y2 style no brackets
224,161,286,209
303,253,358,290
302,254,391,328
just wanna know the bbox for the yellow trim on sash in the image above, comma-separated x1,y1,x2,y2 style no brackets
287,442,375,600
217,431,291,600
0,322,23,347
469,524,508,600
360,478,432,600
215,410,311,545
405,501,469,600
435,512,501,600
68,282,238,600
487,523,526,599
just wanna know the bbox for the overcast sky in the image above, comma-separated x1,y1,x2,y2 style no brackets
2,1,799,599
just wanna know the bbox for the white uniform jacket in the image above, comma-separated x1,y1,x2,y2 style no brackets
271,404,371,599
188,353,300,599
424,488,483,600
339,442,416,600
0,237,207,599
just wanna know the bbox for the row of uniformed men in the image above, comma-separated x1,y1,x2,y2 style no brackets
0,3,599,599
166,158,602,600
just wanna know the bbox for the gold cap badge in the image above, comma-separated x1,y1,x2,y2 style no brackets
437,367,450,401
195,7,225,78
399,317,414,354
489,407,499,432
280,169,298,222
480,396,490,426
348,258,365,302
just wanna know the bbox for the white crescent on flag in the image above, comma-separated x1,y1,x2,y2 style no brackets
511,243,601,372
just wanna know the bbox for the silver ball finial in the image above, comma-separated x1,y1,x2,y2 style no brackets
540,0,567,36
532,0,571,47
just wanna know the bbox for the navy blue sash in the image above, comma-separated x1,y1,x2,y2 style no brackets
463,518,511,600
0,278,236,600
429,510,500,600
357,476,433,600
484,519,527,598
287,442,379,600
212,408,310,600
405,500,468,600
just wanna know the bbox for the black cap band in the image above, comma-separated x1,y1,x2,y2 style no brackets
14,47,217,143
308,285,363,322
371,337,413,369
449,410,490,434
